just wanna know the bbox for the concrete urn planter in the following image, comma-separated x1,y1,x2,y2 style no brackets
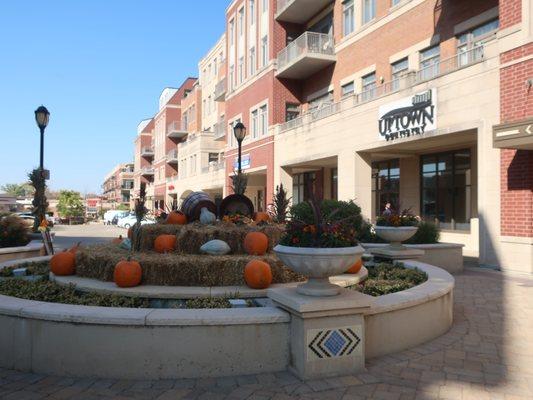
374,226,418,250
273,244,364,297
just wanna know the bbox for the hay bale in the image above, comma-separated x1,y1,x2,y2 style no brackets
136,222,284,254
76,243,303,287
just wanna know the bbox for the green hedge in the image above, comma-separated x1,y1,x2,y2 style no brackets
351,262,428,296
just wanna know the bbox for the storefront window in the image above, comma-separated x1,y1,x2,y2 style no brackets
421,149,471,230
331,168,338,200
372,160,400,216
292,172,317,205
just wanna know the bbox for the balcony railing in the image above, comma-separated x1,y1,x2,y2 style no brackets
140,147,154,157
140,167,154,176
276,0,333,24
167,121,188,139
201,161,225,174
166,149,179,164
214,120,226,141
276,32,335,79
214,77,227,102
278,45,485,133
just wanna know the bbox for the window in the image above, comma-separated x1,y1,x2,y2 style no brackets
249,47,256,75
419,45,440,80
209,153,219,163
261,35,268,67
259,105,268,136
229,19,235,45
341,81,354,98
238,8,244,37
343,0,355,36
421,150,472,230
249,0,255,25
285,103,300,122
213,57,218,75
238,57,244,83
292,172,317,205
262,0,268,13
391,57,408,90
208,96,212,114
372,160,400,218
361,72,376,101
363,0,376,24
251,109,259,139
457,19,498,66
331,168,338,201
391,0,401,6
202,99,206,117
229,118,241,147
229,65,235,90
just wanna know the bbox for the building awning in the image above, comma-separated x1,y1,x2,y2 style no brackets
493,118,533,150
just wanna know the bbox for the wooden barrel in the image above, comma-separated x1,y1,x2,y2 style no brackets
180,192,217,221
219,194,254,218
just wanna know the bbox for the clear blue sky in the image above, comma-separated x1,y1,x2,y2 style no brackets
0,1,227,195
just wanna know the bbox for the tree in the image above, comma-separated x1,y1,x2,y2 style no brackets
57,190,84,219
1,183,34,197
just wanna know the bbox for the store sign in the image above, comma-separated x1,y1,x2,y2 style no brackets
233,154,251,170
378,89,437,141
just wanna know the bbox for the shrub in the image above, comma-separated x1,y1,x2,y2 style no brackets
405,221,440,244
351,262,428,296
281,199,362,248
185,297,231,309
0,215,30,248
272,184,290,223
0,277,150,308
0,260,49,277
376,208,418,227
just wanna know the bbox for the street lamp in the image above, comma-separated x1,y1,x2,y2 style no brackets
233,122,247,173
34,106,50,172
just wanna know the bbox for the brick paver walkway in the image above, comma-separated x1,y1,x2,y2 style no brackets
0,268,531,400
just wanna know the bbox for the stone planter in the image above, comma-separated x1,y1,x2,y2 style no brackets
273,244,364,297
374,226,418,250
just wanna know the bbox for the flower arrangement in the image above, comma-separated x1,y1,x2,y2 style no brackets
376,208,419,227
280,199,361,248
222,213,252,225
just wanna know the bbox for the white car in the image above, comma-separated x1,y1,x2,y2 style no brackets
103,210,129,225
117,215,155,229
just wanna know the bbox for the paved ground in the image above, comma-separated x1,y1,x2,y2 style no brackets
0,266,531,399
52,223,125,249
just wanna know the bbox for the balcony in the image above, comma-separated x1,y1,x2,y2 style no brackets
275,0,333,24
140,147,154,158
166,149,178,164
278,45,485,133
167,121,188,139
140,167,154,176
213,120,226,141
214,77,227,102
276,32,336,79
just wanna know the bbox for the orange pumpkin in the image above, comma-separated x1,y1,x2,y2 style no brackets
346,258,363,274
254,212,270,224
243,232,269,255
244,260,272,289
112,235,123,245
68,242,81,254
154,234,177,253
127,227,133,239
166,211,187,225
50,251,76,276
114,259,142,288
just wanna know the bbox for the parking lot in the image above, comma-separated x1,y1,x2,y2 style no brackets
51,223,125,249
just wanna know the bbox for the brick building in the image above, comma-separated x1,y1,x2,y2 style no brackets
131,0,531,274
102,163,135,209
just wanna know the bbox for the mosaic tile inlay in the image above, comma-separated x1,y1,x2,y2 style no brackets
307,327,361,359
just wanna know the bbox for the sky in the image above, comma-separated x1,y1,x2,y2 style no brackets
0,0,228,195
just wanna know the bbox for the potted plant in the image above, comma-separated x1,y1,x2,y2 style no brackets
274,199,364,297
374,208,419,250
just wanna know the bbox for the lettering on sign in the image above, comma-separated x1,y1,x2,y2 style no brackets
378,89,437,141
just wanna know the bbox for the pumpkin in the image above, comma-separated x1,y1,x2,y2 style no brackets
254,212,270,224
112,235,123,245
127,227,133,239
166,211,187,225
244,260,272,289
243,232,269,255
114,259,142,288
346,258,363,274
68,242,81,254
154,234,177,253
50,251,76,276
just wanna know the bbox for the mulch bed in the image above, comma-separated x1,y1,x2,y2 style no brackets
76,243,304,286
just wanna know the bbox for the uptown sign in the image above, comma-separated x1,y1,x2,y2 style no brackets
378,89,437,141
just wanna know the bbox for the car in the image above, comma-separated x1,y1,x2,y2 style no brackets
17,215,36,228
16,212,55,227
117,215,155,229
103,210,129,225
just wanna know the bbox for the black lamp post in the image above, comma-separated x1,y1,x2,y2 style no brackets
34,106,50,172
233,122,247,173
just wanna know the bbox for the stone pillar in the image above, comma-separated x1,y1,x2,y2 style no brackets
338,150,372,220
268,288,372,380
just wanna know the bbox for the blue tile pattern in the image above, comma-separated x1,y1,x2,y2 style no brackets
324,331,346,356
308,327,361,359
